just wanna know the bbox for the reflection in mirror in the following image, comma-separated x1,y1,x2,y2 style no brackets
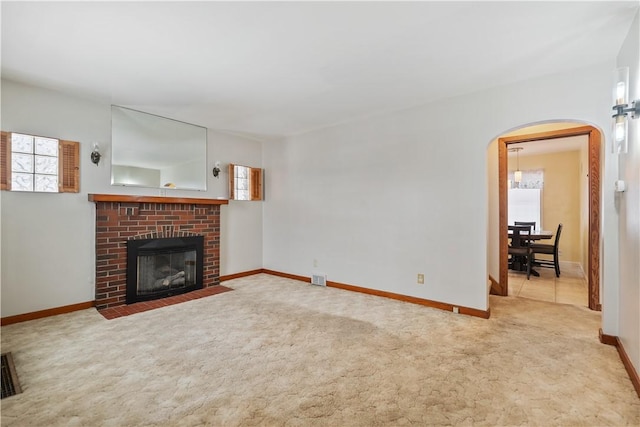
229,164,263,200
111,106,208,191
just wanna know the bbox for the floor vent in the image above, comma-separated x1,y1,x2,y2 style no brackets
1,352,22,399
311,274,327,286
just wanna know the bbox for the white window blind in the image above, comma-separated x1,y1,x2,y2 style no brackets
508,169,543,229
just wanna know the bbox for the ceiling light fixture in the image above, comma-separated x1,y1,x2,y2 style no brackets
612,67,639,154
509,147,523,184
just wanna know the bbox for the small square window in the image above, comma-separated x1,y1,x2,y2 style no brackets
9,133,59,193
2,131,80,193
12,153,34,173
35,155,58,175
11,134,34,154
12,172,34,192
35,174,58,192
35,137,58,156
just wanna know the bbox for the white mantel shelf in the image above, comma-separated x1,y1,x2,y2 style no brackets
88,194,229,205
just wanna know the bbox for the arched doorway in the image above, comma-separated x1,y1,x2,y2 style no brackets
493,124,602,311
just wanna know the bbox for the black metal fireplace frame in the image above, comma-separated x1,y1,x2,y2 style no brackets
126,236,204,304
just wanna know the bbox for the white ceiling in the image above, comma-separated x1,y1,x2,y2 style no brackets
1,1,638,141
508,135,588,157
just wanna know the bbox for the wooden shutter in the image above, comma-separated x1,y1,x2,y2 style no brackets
250,167,263,201
0,131,11,191
228,163,235,200
59,140,79,193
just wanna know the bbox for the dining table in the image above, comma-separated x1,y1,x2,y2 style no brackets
508,229,553,241
508,229,554,276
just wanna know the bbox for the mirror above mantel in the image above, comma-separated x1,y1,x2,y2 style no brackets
111,106,208,191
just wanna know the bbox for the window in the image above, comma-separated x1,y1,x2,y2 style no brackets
228,163,263,201
508,188,541,228
508,169,543,229
1,131,79,193
234,164,250,200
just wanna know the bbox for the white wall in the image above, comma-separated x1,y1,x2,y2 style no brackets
616,11,640,376
215,139,264,276
0,79,263,317
263,62,619,316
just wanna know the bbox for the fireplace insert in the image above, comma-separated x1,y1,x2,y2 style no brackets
126,236,204,304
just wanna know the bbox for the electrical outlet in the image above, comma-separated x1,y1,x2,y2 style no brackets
313,259,318,268
453,307,459,314
417,274,424,284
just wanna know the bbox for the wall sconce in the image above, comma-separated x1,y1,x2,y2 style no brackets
90,143,101,166
612,67,639,154
212,161,221,178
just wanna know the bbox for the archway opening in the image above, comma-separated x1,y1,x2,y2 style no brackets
487,122,602,311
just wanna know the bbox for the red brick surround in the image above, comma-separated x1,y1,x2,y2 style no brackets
89,194,228,310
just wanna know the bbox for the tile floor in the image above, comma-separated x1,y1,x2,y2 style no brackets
508,261,588,307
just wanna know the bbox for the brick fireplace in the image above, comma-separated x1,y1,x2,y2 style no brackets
88,194,228,310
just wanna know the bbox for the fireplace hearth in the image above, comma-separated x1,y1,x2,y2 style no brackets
126,236,204,304
89,194,228,310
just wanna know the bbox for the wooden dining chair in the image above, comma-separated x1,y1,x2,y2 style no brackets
514,221,536,230
508,225,533,280
530,223,563,277
514,221,535,246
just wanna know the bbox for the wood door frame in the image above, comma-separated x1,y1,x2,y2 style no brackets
496,125,601,310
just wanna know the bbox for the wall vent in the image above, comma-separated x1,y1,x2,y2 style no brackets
311,274,327,286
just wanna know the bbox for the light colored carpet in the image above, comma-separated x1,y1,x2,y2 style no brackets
1,274,638,426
